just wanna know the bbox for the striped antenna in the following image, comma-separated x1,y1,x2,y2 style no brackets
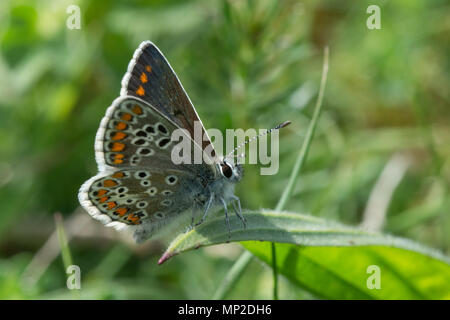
225,121,291,160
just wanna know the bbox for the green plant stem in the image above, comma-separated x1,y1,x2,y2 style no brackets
275,46,329,211
212,251,253,299
271,242,278,300
271,46,329,299
213,47,329,300
54,213,73,271
54,213,79,298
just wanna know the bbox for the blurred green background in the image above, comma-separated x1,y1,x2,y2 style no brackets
0,0,449,299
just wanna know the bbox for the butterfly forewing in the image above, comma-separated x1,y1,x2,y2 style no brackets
120,41,216,160
96,96,178,170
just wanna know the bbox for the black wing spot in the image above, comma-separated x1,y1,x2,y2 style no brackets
136,130,148,137
158,138,170,148
145,125,155,134
157,124,168,135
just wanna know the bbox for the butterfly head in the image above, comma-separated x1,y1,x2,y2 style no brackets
219,121,291,183
218,158,243,183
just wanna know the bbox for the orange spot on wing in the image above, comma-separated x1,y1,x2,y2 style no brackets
140,72,148,83
112,172,125,178
99,196,109,203
146,65,152,72
121,113,133,121
103,179,118,187
111,142,125,152
136,85,145,96
112,132,127,140
126,214,139,223
107,201,117,209
97,189,108,196
115,207,128,217
115,122,127,130
132,105,143,115
113,154,124,164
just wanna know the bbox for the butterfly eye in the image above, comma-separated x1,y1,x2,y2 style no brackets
221,163,233,179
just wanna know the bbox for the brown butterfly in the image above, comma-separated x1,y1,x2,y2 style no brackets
78,41,252,243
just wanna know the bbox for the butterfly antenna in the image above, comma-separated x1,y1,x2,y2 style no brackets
226,121,291,160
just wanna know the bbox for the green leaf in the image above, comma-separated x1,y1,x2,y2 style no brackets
244,243,450,299
160,210,450,299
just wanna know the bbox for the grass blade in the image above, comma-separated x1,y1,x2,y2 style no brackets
54,213,73,271
275,46,329,211
211,251,253,300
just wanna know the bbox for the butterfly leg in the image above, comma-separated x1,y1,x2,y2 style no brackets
186,207,197,232
220,197,231,240
194,193,214,227
231,195,247,228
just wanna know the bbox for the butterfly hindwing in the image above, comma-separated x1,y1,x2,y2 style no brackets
78,168,196,232
120,41,215,160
